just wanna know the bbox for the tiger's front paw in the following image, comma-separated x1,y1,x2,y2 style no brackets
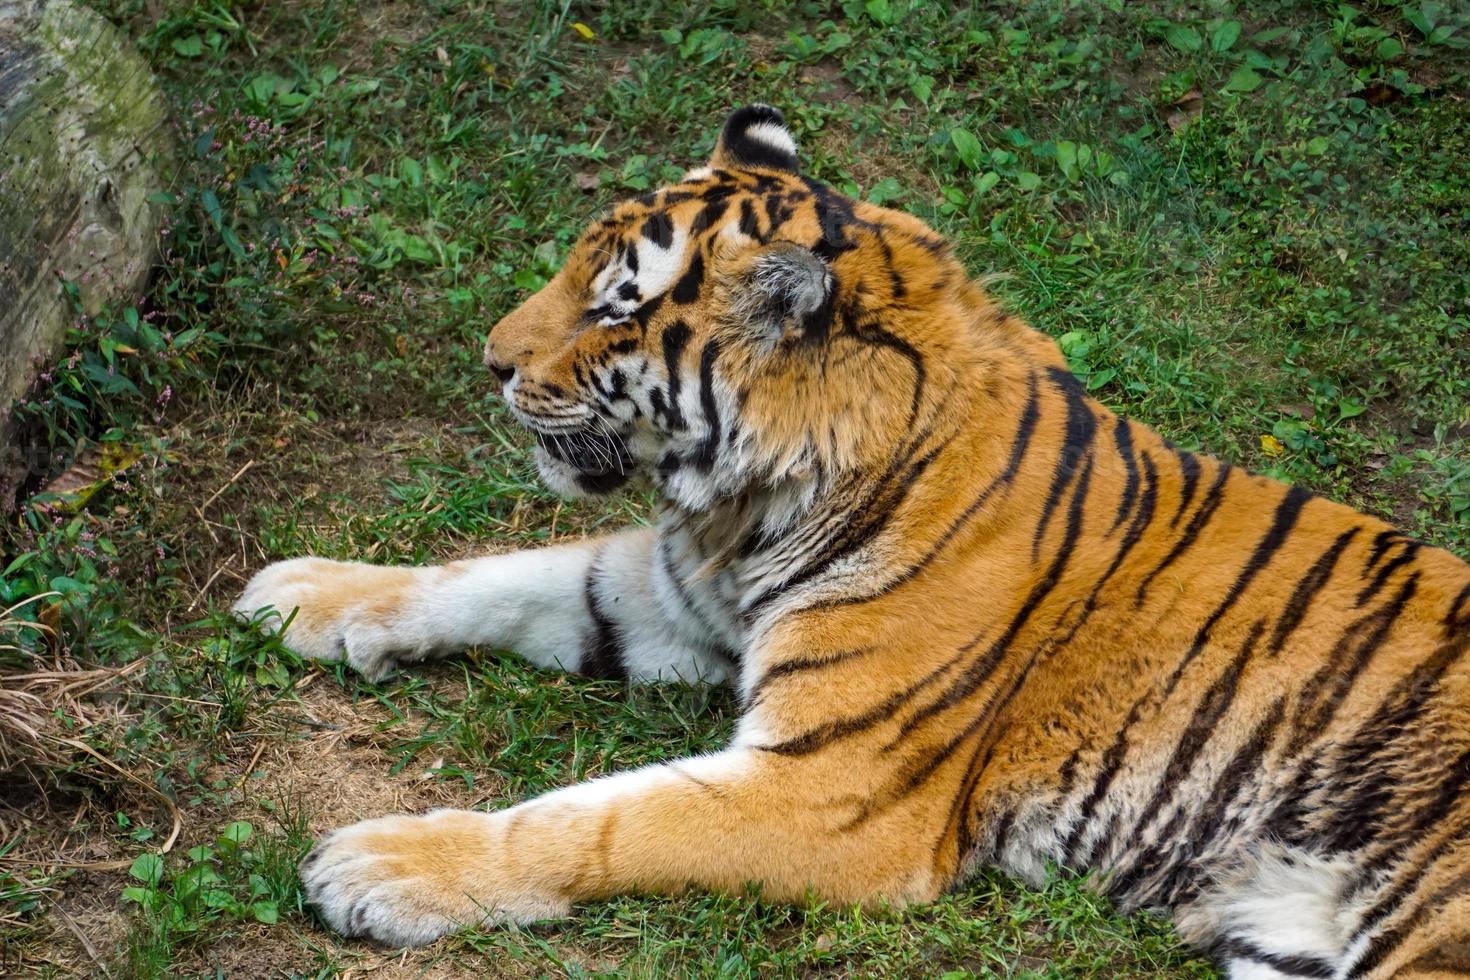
300,809,567,947
232,557,420,680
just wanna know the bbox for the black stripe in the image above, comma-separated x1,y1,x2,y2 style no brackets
655,320,691,430
1063,693,1140,864
1161,483,1315,700
1364,529,1401,574
581,557,627,681
1134,463,1232,608
1169,447,1201,528
985,806,1017,863
871,228,906,299
752,436,950,610
939,722,1014,868
895,455,1097,744
1289,573,1420,755
1450,582,1470,634
756,645,969,756
747,647,876,705
764,193,794,235
1052,451,1159,647
806,178,870,255
1107,621,1265,900
847,508,1104,840
690,197,729,235
1266,580,1426,853
1221,937,1335,979
1268,526,1361,656
672,250,705,303
690,338,722,471
1355,540,1421,607
631,291,664,329
738,198,763,240
1110,417,1139,533
851,319,926,425
1346,814,1470,977
1159,696,1289,908
1346,741,1470,861
640,212,674,249
1327,633,1470,862
1032,367,1098,560
815,372,1041,611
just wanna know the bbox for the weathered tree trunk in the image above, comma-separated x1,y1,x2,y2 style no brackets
0,0,171,414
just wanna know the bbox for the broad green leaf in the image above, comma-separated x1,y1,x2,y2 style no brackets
121,886,154,907
1375,37,1405,60
129,853,163,887
864,0,893,24
950,128,984,170
866,177,904,205
1055,140,1078,181
1211,20,1242,52
220,820,254,846
200,190,223,229
171,34,203,58
1223,66,1263,92
1165,24,1202,52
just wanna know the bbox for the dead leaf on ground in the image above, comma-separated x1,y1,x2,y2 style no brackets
41,444,144,512
1166,88,1203,132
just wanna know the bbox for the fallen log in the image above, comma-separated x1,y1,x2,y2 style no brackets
0,0,171,417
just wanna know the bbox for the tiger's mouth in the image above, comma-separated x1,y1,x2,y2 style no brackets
533,427,634,494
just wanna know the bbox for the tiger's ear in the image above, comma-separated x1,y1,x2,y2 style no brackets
726,242,833,349
709,104,800,173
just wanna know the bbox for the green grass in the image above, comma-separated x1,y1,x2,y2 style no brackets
2,0,1467,975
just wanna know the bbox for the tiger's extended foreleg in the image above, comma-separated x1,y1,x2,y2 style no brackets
232,527,734,683
300,747,945,947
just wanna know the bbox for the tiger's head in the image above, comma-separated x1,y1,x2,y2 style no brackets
486,105,996,511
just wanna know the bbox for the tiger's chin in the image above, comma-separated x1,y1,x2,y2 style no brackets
532,446,636,498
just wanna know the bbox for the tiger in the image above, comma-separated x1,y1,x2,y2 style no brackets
234,105,1470,978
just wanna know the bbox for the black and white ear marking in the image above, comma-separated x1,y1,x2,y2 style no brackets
729,242,833,349
711,104,800,173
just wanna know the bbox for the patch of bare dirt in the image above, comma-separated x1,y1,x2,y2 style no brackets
5,670,505,977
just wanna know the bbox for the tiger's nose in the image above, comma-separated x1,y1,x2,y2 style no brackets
483,341,516,384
